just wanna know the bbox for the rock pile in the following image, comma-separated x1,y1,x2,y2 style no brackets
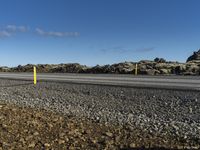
0,49,200,75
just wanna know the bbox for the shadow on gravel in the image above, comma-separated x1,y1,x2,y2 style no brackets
0,82,33,87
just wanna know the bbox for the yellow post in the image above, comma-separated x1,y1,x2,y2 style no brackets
135,64,138,75
34,66,37,85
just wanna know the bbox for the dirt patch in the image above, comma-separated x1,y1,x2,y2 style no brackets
0,103,198,150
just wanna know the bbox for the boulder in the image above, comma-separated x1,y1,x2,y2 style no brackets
85,65,111,73
154,57,166,63
159,69,171,74
12,64,34,72
0,67,10,72
185,63,200,74
154,63,172,70
187,49,200,62
110,62,135,74
174,65,186,75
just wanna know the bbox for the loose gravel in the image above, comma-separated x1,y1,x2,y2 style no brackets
0,79,199,149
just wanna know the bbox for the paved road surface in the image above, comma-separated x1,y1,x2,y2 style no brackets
0,73,199,90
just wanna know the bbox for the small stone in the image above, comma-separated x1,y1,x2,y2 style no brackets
26,135,33,141
115,136,121,142
129,143,136,148
177,145,183,149
19,138,26,144
28,142,35,148
184,135,187,139
33,132,39,136
108,140,114,145
92,139,98,144
48,123,53,128
65,137,69,142
172,124,179,131
44,143,50,147
105,132,113,137
58,139,65,144
59,133,65,137
189,107,193,113
86,130,92,134
191,146,199,149
52,118,59,122
128,113,134,119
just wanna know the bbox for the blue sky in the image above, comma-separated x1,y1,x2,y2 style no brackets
0,0,200,66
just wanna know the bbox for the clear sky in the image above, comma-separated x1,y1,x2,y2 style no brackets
0,0,200,66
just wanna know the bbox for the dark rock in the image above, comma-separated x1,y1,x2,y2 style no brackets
187,49,200,62
154,58,166,63
174,65,186,75
12,64,34,72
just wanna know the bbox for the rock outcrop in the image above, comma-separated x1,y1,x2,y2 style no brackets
0,50,200,75
187,49,200,62
50,63,88,73
0,61,199,75
154,58,166,63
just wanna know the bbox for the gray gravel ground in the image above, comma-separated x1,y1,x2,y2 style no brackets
0,79,200,148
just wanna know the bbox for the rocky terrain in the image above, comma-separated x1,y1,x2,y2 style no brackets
0,103,188,150
0,79,199,149
1,49,200,75
0,50,200,149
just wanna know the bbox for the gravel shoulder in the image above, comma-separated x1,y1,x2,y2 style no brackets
0,79,199,149
0,103,196,150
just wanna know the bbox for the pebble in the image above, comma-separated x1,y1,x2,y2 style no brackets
105,132,113,137
129,143,136,148
44,143,50,147
58,139,65,144
28,142,35,148
189,107,193,113
33,132,39,136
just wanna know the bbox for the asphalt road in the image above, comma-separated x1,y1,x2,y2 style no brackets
0,73,200,90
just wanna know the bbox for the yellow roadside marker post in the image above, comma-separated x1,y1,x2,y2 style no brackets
33,66,37,85
135,64,138,75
